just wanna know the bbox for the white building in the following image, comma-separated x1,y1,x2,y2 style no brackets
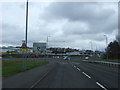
66,51,80,55
33,42,46,53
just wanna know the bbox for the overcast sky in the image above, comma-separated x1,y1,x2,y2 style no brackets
1,1,118,51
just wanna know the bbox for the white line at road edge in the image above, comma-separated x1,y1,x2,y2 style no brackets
77,68,81,71
82,72,91,79
30,70,51,89
96,82,107,90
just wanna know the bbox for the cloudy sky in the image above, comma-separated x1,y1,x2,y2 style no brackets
1,1,118,51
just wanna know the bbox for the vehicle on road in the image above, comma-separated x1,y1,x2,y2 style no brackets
85,57,89,60
63,56,70,60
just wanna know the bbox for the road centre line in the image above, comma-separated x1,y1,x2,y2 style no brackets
29,69,51,89
74,66,77,68
77,68,81,71
96,82,107,90
82,72,91,79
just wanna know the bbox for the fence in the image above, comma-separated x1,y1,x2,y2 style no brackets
82,60,120,68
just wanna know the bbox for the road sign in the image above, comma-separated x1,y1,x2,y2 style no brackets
20,40,29,52
33,43,46,53
20,48,28,52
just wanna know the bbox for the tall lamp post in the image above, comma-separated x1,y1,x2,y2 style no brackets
23,0,29,70
104,35,108,59
25,0,29,47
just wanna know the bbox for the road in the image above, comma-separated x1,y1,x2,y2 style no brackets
34,58,119,89
34,60,99,88
2,58,119,89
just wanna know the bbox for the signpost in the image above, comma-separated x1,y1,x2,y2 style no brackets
33,42,46,59
20,40,29,70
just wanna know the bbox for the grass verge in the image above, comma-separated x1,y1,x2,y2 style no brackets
2,60,49,77
95,58,120,62
92,56,120,62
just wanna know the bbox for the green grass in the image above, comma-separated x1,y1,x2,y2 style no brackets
92,56,120,62
2,60,49,77
95,58,120,62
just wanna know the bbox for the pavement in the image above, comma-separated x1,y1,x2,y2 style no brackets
2,58,120,89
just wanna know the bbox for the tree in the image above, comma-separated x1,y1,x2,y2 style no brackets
105,41,120,59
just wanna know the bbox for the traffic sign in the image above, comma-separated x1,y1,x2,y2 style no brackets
20,48,28,52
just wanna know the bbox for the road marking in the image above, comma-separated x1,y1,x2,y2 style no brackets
96,82,107,90
29,69,51,89
77,68,81,71
74,66,76,68
82,72,91,79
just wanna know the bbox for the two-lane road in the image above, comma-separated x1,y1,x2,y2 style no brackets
72,61,119,88
2,58,119,89
34,60,99,88
33,59,119,89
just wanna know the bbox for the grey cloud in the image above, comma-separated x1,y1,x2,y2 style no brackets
2,23,24,45
41,2,117,35
41,2,115,21
2,2,117,50
62,21,90,35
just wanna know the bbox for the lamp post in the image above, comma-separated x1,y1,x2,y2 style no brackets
25,0,28,46
62,41,66,54
47,36,51,48
23,0,29,71
104,35,108,59
104,35,108,49
90,41,93,51
46,36,51,59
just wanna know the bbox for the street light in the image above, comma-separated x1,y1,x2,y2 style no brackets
104,35,108,48
90,41,93,51
46,36,51,59
104,35,108,59
22,0,29,71
25,0,29,47
47,36,51,48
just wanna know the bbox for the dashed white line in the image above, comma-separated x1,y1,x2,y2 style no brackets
77,68,81,71
96,82,107,90
82,72,91,79
74,66,76,68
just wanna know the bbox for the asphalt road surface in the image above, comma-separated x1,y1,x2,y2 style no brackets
2,58,119,89
34,58,119,89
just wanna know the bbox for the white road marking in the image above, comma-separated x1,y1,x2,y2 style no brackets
82,72,91,79
30,70,50,89
77,68,81,71
96,82,107,90
74,66,76,68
